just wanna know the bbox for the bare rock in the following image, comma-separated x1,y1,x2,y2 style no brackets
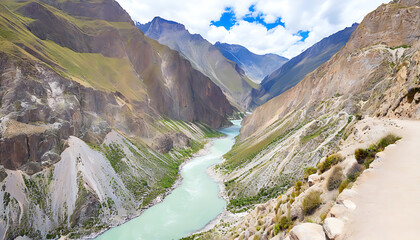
270,235,282,240
336,189,356,203
290,205,303,221
342,200,356,210
308,174,321,186
323,217,344,239
328,204,348,219
289,223,326,240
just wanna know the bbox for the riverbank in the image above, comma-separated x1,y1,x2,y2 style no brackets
190,165,248,235
93,120,241,240
86,141,215,239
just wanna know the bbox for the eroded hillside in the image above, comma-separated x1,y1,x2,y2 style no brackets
219,0,420,212
0,0,233,238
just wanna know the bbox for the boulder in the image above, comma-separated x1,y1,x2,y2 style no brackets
289,223,326,240
270,234,281,240
290,205,303,221
328,204,348,219
336,189,356,203
323,217,344,239
308,174,321,186
343,200,356,210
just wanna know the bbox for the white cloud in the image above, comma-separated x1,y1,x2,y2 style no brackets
116,0,388,58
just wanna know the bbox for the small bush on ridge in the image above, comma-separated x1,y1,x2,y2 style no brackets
302,191,322,215
327,166,344,191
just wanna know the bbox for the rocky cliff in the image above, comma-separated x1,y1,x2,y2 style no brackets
0,0,233,238
138,17,258,110
220,0,420,200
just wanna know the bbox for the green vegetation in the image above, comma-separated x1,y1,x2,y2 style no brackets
273,224,281,235
354,134,401,168
222,119,308,172
355,148,369,164
304,167,317,180
377,134,401,150
389,44,409,50
339,163,364,193
227,184,289,212
302,191,322,215
102,144,126,172
279,216,292,230
338,179,350,193
317,153,343,173
327,166,344,191
347,163,364,182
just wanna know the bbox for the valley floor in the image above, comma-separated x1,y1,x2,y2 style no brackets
340,119,420,240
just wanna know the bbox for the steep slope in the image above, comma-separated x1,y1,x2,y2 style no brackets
257,24,358,103
137,17,258,110
0,0,233,238
214,42,288,83
220,0,420,203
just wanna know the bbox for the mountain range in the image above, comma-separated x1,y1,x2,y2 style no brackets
137,17,262,110
0,0,418,239
256,23,359,103
214,41,288,83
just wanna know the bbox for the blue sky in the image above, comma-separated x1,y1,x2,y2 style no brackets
116,0,388,58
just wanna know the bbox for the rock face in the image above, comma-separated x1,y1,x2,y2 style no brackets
221,0,420,198
289,223,326,240
137,17,258,110
0,0,233,173
0,0,234,238
256,24,358,104
323,217,344,239
214,42,288,83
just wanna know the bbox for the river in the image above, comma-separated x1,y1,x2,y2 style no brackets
95,120,241,240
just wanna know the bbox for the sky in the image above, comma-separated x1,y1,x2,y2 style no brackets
115,0,388,58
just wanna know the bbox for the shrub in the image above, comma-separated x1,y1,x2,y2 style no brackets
377,134,401,151
273,224,280,235
302,191,322,215
318,154,343,173
338,179,350,193
347,163,364,182
304,167,317,179
294,181,303,192
354,148,369,164
279,216,292,230
327,166,344,191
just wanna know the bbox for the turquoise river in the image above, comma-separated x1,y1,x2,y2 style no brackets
95,120,241,240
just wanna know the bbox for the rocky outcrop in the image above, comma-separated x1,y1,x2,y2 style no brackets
289,223,326,240
323,217,344,239
0,0,234,238
242,1,420,140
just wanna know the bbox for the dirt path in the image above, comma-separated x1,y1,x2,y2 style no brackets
340,120,420,240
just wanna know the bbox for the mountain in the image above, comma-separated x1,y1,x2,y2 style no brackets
214,42,288,83
256,23,358,104
0,0,233,238
198,0,420,239
219,0,420,204
137,17,258,110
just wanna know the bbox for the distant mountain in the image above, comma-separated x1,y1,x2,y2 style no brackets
137,17,258,110
257,23,359,104
214,42,288,83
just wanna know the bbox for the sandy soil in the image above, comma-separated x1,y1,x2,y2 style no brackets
340,119,420,240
